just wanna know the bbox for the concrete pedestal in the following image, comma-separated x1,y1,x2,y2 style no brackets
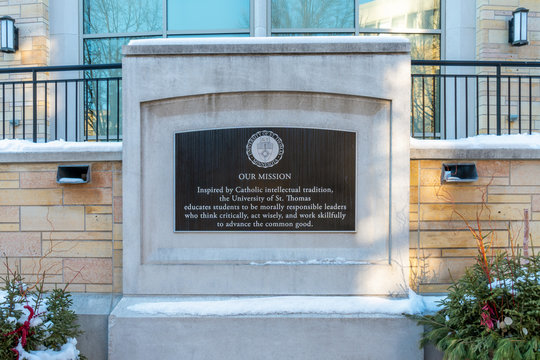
109,297,422,360
116,37,413,358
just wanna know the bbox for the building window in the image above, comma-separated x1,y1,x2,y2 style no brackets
271,0,354,31
167,0,250,34
271,0,441,61
82,0,251,65
358,0,440,31
81,0,442,139
82,0,251,140
83,0,162,35
271,0,442,138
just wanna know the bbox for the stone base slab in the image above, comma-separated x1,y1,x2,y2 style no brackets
108,296,423,360
71,294,120,360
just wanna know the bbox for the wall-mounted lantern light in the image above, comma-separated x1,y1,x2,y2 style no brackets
0,16,18,53
509,8,529,46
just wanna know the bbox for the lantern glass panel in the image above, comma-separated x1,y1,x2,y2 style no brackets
7,21,13,49
514,12,521,42
521,11,527,41
1,20,6,48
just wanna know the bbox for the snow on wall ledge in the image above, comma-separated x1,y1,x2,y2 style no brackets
2,134,538,162
0,139,122,153
124,290,444,317
411,134,540,160
0,139,122,163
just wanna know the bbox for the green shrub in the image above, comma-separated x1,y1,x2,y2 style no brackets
410,252,540,360
0,271,85,360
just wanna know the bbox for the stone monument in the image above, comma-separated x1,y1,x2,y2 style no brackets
110,37,417,359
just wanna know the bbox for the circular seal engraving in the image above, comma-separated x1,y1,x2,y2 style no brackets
246,130,284,168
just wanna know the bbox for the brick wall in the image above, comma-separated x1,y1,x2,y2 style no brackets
410,158,540,293
0,161,122,293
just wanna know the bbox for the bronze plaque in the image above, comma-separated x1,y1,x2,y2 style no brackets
175,128,355,231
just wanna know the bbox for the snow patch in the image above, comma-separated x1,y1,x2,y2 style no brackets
15,338,79,360
0,139,122,153
411,133,540,150
129,36,408,47
127,289,444,317
490,272,540,290
57,178,86,184
1,289,81,359
249,258,370,265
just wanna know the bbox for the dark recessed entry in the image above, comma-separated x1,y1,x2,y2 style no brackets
56,165,91,184
441,163,478,183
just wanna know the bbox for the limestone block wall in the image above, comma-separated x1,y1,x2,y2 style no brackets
0,0,50,140
410,151,540,293
476,0,540,135
0,160,122,293
477,0,540,62
0,0,49,68
2,153,539,297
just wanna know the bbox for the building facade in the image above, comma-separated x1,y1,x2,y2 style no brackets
0,0,538,284
1,0,537,66
1,0,539,142
1,2,540,358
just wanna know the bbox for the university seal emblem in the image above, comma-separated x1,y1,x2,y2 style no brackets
246,130,284,168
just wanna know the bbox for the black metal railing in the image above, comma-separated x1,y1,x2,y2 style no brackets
2,61,539,142
411,60,540,139
0,63,122,142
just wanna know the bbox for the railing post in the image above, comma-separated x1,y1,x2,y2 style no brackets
32,69,37,142
496,64,501,135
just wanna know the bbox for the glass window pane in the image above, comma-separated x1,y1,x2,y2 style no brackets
272,0,354,30
360,33,442,138
167,0,250,32
358,0,440,30
83,36,157,141
84,37,161,65
83,78,123,141
168,34,250,38
358,32,440,137
405,33,440,60
358,33,440,60
272,32,354,36
84,0,162,34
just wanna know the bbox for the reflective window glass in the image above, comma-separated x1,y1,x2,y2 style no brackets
84,37,160,65
167,0,250,32
273,32,353,36
272,0,354,29
358,0,440,30
83,36,158,141
359,33,441,138
358,33,440,60
405,33,440,60
83,0,162,34
168,34,250,38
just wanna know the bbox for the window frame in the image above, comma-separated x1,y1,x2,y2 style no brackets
77,0,447,140
80,0,254,65
268,0,444,61
79,0,445,63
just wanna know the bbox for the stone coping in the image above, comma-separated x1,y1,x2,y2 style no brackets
0,150,122,163
71,293,122,315
411,147,540,160
123,36,411,56
110,296,419,319
2,147,537,162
